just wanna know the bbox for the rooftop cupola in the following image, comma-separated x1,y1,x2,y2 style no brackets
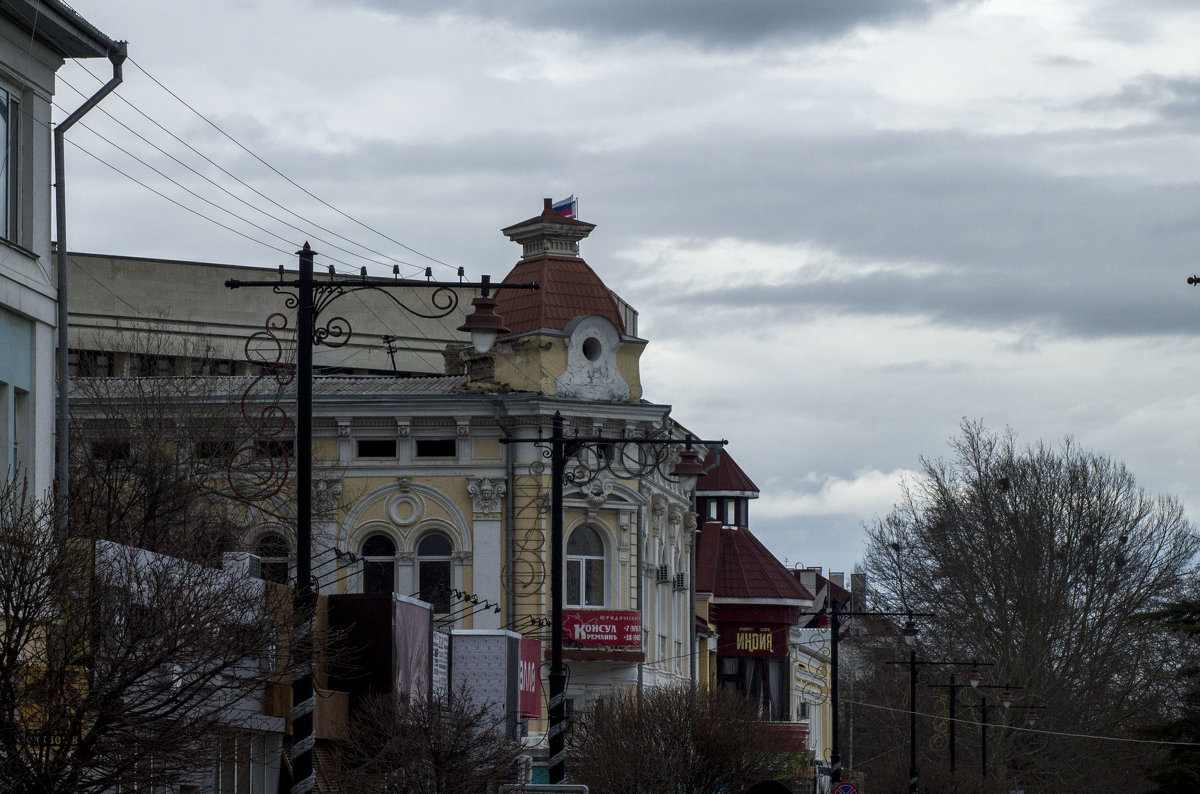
469,199,646,403
502,198,597,260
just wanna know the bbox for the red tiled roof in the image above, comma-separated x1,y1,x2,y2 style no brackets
695,521,813,604
495,254,626,335
696,449,760,496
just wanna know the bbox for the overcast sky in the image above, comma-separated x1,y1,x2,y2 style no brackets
58,0,1200,577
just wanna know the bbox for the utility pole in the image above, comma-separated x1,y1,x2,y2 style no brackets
927,663,990,772
506,419,719,783
226,246,534,793
826,606,932,787
974,684,1019,781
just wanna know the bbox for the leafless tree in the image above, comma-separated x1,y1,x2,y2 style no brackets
0,477,290,793
859,420,1200,793
0,327,329,791
335,686,525,794
569,685,791,794
69,325,300,563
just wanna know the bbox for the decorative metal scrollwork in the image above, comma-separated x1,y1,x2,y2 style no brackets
314,315,352,348
537,432,685,489
267,278,464,348
929,692,950,751
226,312,294,500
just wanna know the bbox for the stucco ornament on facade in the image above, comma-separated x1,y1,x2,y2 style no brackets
467,477,506,517
313,477,343,517
582,477,612,511
555,316,630,401
668,504,683,528
387,493,422,526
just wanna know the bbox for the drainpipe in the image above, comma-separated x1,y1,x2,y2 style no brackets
689,504,697,687
496,399,516,621
55,42,127,535
635,502,644,698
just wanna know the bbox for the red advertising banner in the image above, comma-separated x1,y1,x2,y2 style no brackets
562,609,641,647
519,637,542,717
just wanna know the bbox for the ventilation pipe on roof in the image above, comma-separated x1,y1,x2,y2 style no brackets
55,42,126,535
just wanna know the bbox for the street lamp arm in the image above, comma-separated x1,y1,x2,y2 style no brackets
225,275,539,292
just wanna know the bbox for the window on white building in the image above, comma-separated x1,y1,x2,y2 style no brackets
255,532,290,585
566,525,605,607
0,85,19,242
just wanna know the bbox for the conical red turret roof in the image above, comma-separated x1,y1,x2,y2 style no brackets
695,521,813,604
695,449,759,496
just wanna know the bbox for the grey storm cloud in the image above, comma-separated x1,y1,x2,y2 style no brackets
233,119,1200,342
1089,74,1200,127
341,0,974,47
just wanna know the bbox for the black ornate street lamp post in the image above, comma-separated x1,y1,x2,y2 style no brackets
825,603,935,786
974,684,1020,780
928,662,991,772
884,617,984,794
509,415,722,783
226,245,535,794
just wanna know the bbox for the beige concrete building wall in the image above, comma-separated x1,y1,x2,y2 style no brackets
68,252,467,377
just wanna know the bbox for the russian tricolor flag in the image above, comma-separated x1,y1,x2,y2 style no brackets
552,196,577,218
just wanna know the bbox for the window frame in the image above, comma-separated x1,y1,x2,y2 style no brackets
416,530,453,613
361,533,398,595
0,81,19,244
565,524,607,608
414,437,457,459
356,438,397,459
255,532,291,585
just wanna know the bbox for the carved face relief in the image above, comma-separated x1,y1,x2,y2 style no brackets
467,477,506,516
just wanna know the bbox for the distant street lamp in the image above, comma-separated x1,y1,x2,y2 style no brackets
1023,704,1046,726
974,683,1023,780
886,617,984,794
823,603,932,786
904,617,918,794
928,662,992,772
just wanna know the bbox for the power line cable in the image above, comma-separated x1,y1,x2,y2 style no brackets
56,64,474,373
61,109,375,274
844,696,1200,747
68,61,430,275
124,55,462,274
64,133,298,263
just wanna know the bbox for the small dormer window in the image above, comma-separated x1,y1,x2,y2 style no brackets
582,336,602,361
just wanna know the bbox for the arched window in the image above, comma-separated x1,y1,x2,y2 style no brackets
362,534,397,594
417,531,453,613
256,532,290,585
566,526,605,607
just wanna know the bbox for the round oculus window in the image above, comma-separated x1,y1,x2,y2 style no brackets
582,336,602,361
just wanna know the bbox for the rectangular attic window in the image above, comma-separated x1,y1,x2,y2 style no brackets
415,438,456,458
357,439,397,458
